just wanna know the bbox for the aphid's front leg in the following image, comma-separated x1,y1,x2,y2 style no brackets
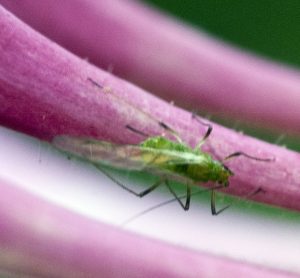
191,113,213,150
211,189,230,215
94,164,165,197
211,187,264,215
165,180,191,210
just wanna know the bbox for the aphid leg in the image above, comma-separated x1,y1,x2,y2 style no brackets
122,184,225,225
191,113,213,150
223,151,275,162
211,190,217,215
210,189,226,215
165,180,191,210
211,187,264,215
94,164,165,197
137,179,166,197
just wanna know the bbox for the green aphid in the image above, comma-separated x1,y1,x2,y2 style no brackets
53,78,272,215
53,116,271,215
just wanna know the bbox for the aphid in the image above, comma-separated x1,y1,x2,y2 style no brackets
53,78,273,215
53,113,272,215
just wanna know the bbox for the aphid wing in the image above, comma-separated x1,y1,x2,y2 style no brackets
144,165,194,184
53,136,148,170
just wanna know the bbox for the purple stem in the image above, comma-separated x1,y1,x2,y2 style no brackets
0,178,298,278
0,4,300,212
1,0,300,134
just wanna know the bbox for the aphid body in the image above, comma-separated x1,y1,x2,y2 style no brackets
140,136,233,186
57,78,270,216
53,135,232,186
53,133,235,215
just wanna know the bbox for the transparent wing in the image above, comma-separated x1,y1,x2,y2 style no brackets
53,136,151,170
52,136,203,183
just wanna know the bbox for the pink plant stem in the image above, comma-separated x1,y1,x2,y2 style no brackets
0,178,298,278
0,4,300,213
1,0,300,134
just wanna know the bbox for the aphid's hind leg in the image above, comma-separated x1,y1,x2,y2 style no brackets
94,164,165,197
165,180,191,210
191,113,213,150
210,187,264,215
137,179,165,197
223,151,275,162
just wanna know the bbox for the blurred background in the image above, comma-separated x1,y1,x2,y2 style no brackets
1,1,300,274
143,0,300,151
144,0,300,68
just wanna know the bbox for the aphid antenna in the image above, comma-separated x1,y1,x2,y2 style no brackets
222,151,275,163
191,112,213,149
125,125,149,138
88,78,215,147
87,77,103,89
158,121,183,143
126,111,214,146
190,113,274,165
125,123,183,144
87,77,182,142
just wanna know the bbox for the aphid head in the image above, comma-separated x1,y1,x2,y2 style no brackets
217,164,234,187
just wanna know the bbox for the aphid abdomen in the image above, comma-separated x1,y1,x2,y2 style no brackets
186,164,214,183
171,163,189,177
